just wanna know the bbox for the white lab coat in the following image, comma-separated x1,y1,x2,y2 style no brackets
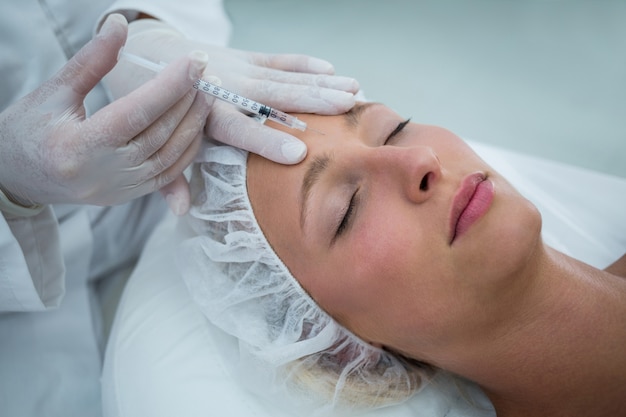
0,1,231,416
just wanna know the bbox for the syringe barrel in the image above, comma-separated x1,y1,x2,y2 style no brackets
193,79,306,131
118,51,307,131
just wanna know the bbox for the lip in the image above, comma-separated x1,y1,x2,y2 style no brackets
448,172,495,244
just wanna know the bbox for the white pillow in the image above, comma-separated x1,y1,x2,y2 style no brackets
102,141,626,417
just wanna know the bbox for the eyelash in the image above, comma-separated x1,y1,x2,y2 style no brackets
336,189,358,237
385,118,411,145
334,118,411,239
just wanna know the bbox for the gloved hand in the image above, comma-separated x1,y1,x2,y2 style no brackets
105,18,360,165
0,14,212,214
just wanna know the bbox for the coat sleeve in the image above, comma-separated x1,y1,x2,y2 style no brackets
97,0,232,45
0,207,64,312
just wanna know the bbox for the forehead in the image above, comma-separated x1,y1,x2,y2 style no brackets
247,102,387,194
263,102,385,149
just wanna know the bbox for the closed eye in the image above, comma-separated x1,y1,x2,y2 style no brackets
384,118,411,145
333,188,359,243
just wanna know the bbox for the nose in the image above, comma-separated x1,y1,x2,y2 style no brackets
367,145,441,204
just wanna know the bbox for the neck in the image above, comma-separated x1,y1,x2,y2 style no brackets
454,245,626,417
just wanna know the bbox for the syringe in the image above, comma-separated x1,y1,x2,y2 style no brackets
119,51,308,132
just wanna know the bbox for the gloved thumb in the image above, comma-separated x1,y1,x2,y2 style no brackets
56,14,129,99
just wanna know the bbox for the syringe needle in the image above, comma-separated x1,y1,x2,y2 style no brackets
307,126,325,135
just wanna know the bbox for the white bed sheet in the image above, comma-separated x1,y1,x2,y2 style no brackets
102,141,626,417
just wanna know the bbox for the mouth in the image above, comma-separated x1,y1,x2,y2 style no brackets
449,172,495,244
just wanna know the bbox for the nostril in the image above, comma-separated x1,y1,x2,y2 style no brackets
419,172,430,191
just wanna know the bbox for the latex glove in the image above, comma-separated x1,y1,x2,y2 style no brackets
0,14,212,214
105,19,360,164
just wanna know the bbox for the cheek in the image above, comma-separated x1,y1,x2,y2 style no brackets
305,216,411,311
326,209,445,333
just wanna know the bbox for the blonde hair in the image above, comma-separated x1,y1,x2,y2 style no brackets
284,341,435,410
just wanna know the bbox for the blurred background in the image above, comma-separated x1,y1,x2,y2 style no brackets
225,0,625,178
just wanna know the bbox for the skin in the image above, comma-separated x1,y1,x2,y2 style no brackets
247,103,626,417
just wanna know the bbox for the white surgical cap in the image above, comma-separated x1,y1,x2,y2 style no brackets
178,144,432,415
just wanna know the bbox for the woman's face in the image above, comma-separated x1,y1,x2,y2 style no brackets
247,103,541,367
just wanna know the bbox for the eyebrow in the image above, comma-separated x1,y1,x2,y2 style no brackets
343,101,379,128
299,102,379,231
300,152,332,230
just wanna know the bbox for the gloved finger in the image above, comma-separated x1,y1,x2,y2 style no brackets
248,52,336,75
90,51,209,146
138,91,213,183
159,174,191,216
128,126,202,209
153,129,203,213
245,68,359,92
239,80,357,115
54,14,128,99
206,103,307,165
118,87,199,165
